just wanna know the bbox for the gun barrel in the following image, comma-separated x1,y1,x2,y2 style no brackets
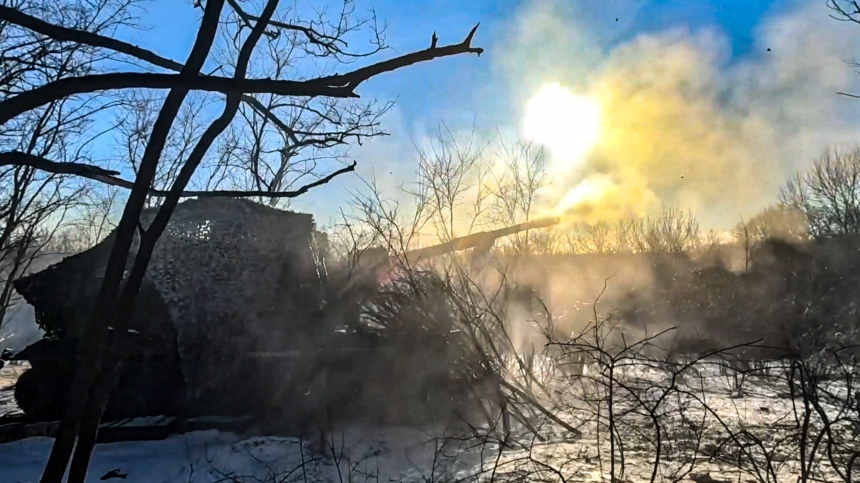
404,217,560,263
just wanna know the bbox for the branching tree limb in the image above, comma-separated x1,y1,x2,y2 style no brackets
0,25,483,124
0,5,186,72
64,1,284,480
224,0,385,58
0,151,120,177
0,0,134,353
37,1,229,481
0,150,355,198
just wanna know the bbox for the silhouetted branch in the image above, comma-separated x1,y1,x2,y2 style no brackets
175,161,357,198
0,6,186,71
0,25,483,123
0,151,120,178
0,6,308,142
225,0,379,57
0,151,356,198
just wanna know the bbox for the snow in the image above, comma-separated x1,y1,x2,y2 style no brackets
1,362,489,482
1,361,857,482
1,351,857,482
0,427,486,483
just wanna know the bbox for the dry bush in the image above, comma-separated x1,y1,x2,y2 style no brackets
565,220,627,254
621,208,701,254
780,147,860,238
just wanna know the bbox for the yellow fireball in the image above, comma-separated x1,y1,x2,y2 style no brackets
523,83,601,164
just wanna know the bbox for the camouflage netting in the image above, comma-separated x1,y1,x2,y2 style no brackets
13,231,184,419
132,198,325,414
15,198,328,417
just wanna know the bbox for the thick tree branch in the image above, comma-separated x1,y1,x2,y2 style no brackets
0,25,483,124
315,24,482,87
0,73,355,124
172,161,356,198
63,2,283,480
0,150,355,198
37,1,230,481
0,151,120,177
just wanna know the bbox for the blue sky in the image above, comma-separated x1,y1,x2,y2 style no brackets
130,0,782,134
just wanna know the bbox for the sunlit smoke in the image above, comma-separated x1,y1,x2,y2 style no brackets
555,174,658,224
523,83,602,167
502,0,860,229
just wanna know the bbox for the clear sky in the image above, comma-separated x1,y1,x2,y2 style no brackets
110,0,860,228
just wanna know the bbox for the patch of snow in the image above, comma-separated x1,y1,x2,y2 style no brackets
0,426,487,483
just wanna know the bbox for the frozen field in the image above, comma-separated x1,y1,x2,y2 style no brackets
1,426,487,483
1,358,857,483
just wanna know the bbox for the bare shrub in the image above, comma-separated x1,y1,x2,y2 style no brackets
620,207,701,253
780,148,860,238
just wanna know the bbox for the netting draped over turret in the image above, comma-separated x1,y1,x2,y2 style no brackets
131,198,323,413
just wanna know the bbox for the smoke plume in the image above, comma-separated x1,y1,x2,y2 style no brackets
499,0,860,229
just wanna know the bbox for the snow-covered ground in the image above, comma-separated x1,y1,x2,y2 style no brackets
1,355,857,482
1,426,488,483
1,365,489,482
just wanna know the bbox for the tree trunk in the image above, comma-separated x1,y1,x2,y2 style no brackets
67,358,125,483
38,3,226,482
59,0,280,480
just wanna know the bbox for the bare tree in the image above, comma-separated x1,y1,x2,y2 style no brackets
566,221,617,254
0,0,134,349
734,206,809,244
203,1,393,207
733,205,809,270
621,207,701,254
0,1,484,481
779,148,860,238
829,0,860,24
527,228,565,255
322,209,380,272
489,137,547,256
114,91,217,207
43,184,120,253
410,123,486,244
